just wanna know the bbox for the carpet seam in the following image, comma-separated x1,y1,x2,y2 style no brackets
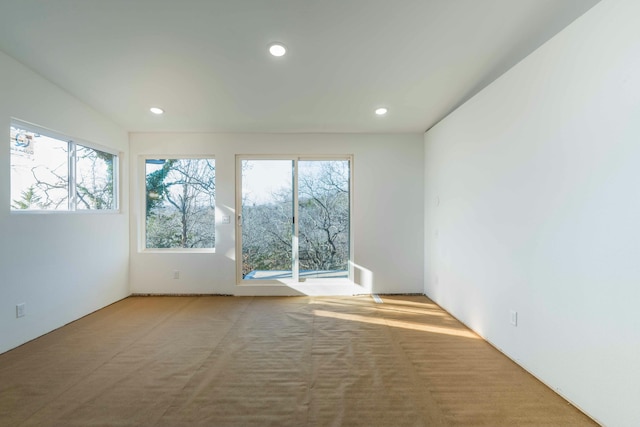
152,296,255,426
380,296,450,426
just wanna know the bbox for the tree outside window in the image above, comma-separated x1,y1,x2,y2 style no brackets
10,123,117,211
145,158,216,249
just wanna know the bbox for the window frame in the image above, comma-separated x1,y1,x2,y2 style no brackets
235,154,354,285
140,154,217,253
10,119,120,213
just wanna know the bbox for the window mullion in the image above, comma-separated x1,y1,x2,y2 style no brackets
68,141,77,210
292,159,299,282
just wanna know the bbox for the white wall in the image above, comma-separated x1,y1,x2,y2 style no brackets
424,0,640,425
0,51,129,354
130,132,424,296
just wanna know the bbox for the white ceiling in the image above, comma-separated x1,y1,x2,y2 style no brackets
0,0,599,133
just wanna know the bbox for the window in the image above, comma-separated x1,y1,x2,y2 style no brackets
237,156,351,282
75,145,117,210
10,121,118,211
145,158,216,249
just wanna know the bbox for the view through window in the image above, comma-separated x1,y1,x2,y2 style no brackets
145,158,216,249
239,157,351,281
10,122,117,211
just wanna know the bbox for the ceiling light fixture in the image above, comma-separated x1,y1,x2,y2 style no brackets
150,107,164,115
268,42,287,57
375,107,388,116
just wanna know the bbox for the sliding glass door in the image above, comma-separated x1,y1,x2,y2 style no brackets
240,160,294,280
297,160,350,279
238,156,351,282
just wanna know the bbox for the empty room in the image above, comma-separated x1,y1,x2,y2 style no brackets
1,0,638,426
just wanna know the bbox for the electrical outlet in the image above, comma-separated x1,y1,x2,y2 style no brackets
16,303,26,318
510,310,518,327
173,270,180,279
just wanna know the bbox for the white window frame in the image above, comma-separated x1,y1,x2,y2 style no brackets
139,155,217,253
10,119,120,213
235,154,354,285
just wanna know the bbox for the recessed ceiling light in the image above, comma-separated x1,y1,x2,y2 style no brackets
375,107,388,116
150,107,164,115
268,42,287,57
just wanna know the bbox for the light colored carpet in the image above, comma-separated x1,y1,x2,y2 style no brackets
0,295,597,426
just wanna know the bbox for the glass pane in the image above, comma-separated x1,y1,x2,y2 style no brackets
76,145,116,210
298,160,350,279
10,126,69,210
145,158,215,249
241,160,293,279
